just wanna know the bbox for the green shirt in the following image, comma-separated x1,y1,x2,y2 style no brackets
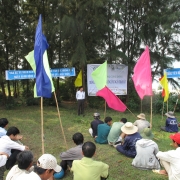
107,122,124,143
71,157,109,180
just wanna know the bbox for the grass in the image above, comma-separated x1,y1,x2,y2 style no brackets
1,102,177,180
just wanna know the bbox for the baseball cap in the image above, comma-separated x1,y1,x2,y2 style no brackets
170,133,180,144
37,154,61,172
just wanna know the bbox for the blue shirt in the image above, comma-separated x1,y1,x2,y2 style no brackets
0,127,7,138
165,117,178,132
116,132,142,158
95,123,111,144
91,119,104,137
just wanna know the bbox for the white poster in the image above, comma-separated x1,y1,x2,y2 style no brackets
87,64,128,96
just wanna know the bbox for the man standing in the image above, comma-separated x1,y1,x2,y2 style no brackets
76,86,85,116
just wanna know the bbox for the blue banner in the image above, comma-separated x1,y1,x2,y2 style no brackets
5,68,76,80
165,68,180,78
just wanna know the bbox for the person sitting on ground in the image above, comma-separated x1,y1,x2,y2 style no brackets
132,128,160,170
0,126,29,171
116,122,142,158
107,118,127,145
6,151,34,180
152,133,180,179
95,117,112,144
89,113,104,138
133,113,150,133
160,111,178,133
17,154,62,180
71,141,109,180
0,118,9,138
60,132,84,172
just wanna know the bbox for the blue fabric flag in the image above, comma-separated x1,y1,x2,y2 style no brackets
34,14,53,98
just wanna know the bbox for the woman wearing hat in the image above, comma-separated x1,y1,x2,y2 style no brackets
132,128,160,170
134,113,150,133
160,111,178,133
116,122,142,158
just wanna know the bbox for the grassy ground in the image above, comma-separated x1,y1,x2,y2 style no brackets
1,102,176,180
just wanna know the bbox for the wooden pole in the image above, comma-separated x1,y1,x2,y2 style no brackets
162,101,164,121
104,100,106,119
41,97,44,154
167,100,168,112
54,92,68,150
141,99,142,113
150,96,152,128
126,107,136,117
173,99,179,113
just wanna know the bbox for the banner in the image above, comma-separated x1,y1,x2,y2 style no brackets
87,64,128,96
165,68,180,78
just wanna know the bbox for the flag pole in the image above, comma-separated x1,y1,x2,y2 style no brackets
104,100,106,119
150,96,152,128
141,100,142,113
173,98,179,113
162,101,164,121
126,107,136,117
167,100,168,112
41,97,44,154
54,92,68,150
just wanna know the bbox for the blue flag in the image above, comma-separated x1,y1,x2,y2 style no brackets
34,14,54,98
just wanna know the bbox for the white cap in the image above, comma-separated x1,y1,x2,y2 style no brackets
37,154,61,172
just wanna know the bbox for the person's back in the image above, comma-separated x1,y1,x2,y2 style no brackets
108,118,127,144
132,128,160,170
6,151,34,180
95,117,112,144
71,141,109,180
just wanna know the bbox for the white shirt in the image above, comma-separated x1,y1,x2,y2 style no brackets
0,127,7,138
17,171,41,180
0,155,7,167
0,135,25,156
76,91,85,100
6,165,33,180
156,147,180,180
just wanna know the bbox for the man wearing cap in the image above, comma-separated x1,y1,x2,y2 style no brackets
153,133,180,179
160,111,178,133
89,113,104,138
134,113,150,133
132,128,160,170
76,87,85,116
116,122,142,158
17,154,62,180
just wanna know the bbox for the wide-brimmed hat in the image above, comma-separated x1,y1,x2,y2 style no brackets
165,111,175,118
121,122,138,135
137,113,146,120
37,154,62,172
170,133,180,144
140,128,154,139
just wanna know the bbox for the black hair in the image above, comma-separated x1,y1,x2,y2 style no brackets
82,141,96,158
17,151,33,169
0,118,9,128
120,118,127,124
6,126,20,136
34,164,53,175
72,132,84,145
104,117,112,123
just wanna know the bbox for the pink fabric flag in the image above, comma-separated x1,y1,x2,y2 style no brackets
96,86,127,112
132,46,152,99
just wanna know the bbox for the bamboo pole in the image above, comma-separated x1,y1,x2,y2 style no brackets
141,100,142,113
54,92,68,150
150,96,152,128
126,107,136,117
162,101,164,121
104,100,106,119
173,99,179,113
167,100,168,112
41,97,44,154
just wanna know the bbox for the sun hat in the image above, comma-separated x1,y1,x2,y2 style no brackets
137,113,146,120
170,133,180,144
165,111,175,118
93,113,100,117
140,128,154,139
37,154,61,172
121,122,138,135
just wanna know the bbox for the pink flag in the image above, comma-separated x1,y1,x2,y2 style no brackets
132,46,152,99
96,86,127,112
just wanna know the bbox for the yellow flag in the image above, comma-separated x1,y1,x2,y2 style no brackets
159,72,169,102
75,70,82,87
